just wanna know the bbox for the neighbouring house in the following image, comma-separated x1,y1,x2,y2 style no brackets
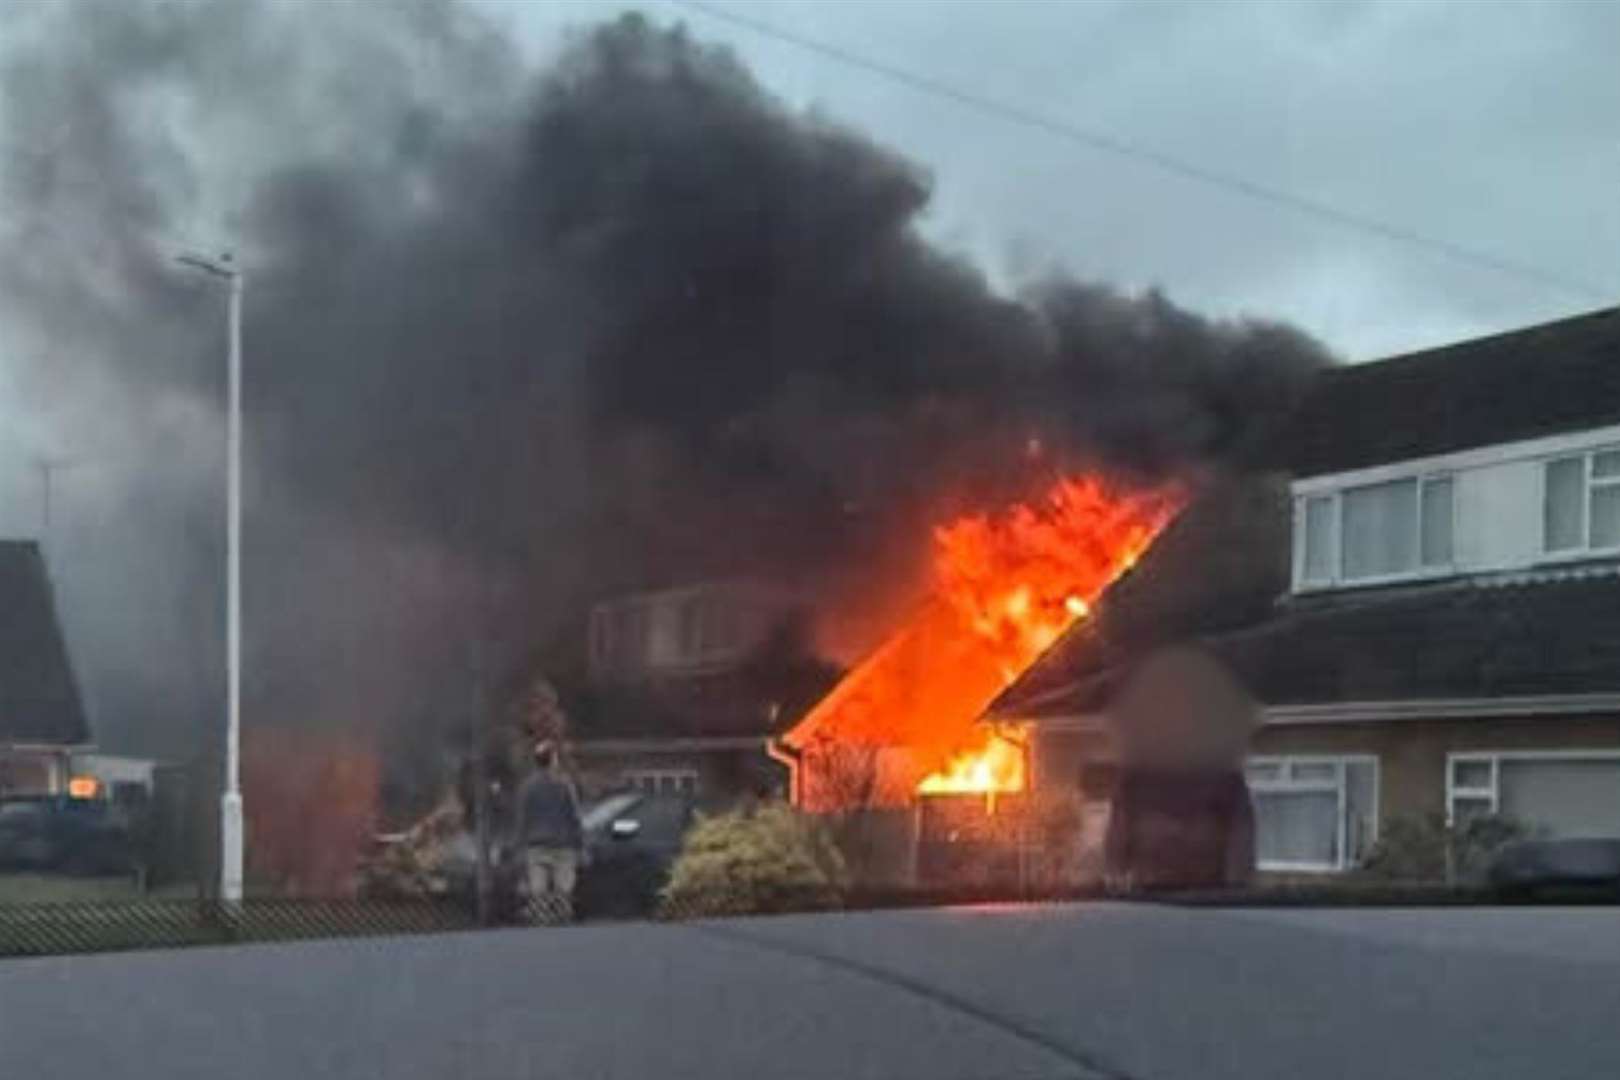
0,540,91,797
568,581,839,805
992,307,1620,874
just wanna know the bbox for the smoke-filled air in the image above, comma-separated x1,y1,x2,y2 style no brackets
0,2,1329,802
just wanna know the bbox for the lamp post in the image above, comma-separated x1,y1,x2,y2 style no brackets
177,251,245,902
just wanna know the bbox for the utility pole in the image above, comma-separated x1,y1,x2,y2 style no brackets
177,251,245,902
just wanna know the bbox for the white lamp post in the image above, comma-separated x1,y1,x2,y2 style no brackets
178,251,245,902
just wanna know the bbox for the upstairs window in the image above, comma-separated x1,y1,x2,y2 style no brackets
1299,474,1453,586
1301,495,1335,583
1544,449,1620,554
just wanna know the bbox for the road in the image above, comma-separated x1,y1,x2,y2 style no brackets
3,902,1619,1080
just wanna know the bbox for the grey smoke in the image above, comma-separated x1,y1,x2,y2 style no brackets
0,3,1328,786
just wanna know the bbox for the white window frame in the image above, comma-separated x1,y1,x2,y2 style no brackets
1295,473,1456,590
1539,447,1620,559
1446,749,1620,826
625,768,699,795
1247,754,1379,873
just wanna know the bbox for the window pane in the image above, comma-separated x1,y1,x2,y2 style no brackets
1344,761,1378,864
1499,759,1620,839
1245,761,1282,784
1544,457,1585,551
1254,790,1339,866
1452,795,1494,827
1341,479,1418,579
679,600,702,656
1593,449,1620,479
1303,497,1334,581
1591,485,1620,549
1452,759,1493,790
1421,477,1454,566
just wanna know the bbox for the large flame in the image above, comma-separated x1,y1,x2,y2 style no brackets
916,733,1025,795
787,476,1179,809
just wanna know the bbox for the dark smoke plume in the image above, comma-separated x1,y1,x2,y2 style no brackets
0,4,1328,792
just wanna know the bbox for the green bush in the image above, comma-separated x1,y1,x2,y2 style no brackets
1359,812,1526,883
661,804,849,918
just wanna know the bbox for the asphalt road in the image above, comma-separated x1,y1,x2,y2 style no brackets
4,903,1619,1080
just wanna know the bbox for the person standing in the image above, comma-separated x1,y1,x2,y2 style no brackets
1102,647,1258,892
515,741,584,919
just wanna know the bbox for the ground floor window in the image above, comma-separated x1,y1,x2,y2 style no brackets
625,769,699,795
1246,756,1378,872
1448,751,1620,839
0,750,66,797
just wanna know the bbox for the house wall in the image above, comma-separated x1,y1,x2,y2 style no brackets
588,582,800,681
1031,727,1117,801
0,746,70,796
1252,713,1620,824
1291,421,1620,592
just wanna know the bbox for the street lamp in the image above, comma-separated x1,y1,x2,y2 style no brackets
177,251,245,902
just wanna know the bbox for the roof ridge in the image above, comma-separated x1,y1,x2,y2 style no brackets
1341,305,1619,375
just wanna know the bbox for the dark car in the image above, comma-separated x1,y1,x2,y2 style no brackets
1489,838,1620,897
0,795,136,876
574,791,696,920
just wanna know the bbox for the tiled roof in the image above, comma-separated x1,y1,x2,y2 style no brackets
1280,307,1620,477
1211,572,1620,706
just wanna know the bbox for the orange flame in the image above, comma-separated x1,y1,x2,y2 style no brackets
916,733,1025,795
787,476,1179,808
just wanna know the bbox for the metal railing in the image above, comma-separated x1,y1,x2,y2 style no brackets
5,878,1616,960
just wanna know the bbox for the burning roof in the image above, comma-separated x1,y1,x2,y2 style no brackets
782,476,1180,809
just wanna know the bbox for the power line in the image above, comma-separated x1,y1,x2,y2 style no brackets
669,0,1612,304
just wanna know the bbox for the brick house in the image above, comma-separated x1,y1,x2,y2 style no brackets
992,307,1620,873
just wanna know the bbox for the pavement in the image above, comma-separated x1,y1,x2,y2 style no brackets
3,902,1619,1080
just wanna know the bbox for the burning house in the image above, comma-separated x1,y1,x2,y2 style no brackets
991,309,1620,877
765,478,1180,885
0,6,1334,896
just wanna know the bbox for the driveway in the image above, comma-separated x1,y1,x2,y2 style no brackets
3,902,1618,1080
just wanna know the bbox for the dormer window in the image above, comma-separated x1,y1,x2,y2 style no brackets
1299,474,1454,587
1543,448,1620,555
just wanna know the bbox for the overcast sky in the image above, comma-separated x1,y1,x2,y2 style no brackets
482,0,1617,362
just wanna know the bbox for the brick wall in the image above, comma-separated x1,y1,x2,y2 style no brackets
1252,713,1620,824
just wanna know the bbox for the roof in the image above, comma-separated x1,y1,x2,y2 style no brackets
1209,572,1620,707
0,541,89,746
1000,568,1620,719
991,473,1292,719
1281,306,1620,477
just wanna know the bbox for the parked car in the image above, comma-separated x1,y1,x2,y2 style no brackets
1489,838,1620,897
575,790,696,919
0,795,136,876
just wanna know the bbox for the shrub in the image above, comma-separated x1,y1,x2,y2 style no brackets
661,804,849,917
1359,812,1527,883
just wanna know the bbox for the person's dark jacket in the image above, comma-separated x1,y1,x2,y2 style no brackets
1104,768,1255,889
516,771,583,850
